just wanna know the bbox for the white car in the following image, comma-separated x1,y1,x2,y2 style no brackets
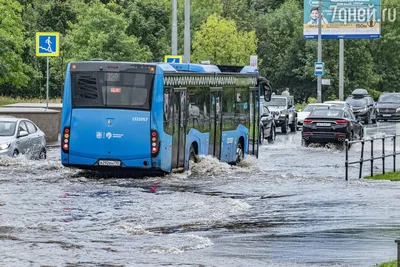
297,103,337,130
0,117,46,159
324,101,353,112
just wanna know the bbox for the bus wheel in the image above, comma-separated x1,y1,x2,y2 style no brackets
189,145,199,165
235,142,244,165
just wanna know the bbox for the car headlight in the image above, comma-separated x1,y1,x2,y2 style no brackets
0,143,10,150
396,108,400,113
377,108,380,112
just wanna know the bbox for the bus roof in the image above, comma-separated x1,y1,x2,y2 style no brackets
68,61,258,74
168,63,221,73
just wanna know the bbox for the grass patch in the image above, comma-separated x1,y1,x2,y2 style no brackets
378,260,397,267
365,171,400,181
0,96,61,107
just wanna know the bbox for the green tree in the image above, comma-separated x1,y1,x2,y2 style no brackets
124,0,171,61
192,14,257,65
0,0,33,90
63,0,151,62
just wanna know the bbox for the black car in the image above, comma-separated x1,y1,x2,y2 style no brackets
302,108,364,147
260,105,276,144
376,92,400,121
345,89,377,124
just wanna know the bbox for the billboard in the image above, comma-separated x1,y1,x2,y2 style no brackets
303,0,381,39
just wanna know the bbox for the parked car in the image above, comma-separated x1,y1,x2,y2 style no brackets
264,94,297,133
260,105,276,144
0,117,46,159
345,89,377,124
376,92,400,121
297,103,338,130
302,107,364,147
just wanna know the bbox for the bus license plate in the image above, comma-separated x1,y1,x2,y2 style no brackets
98,160,121,166
317,123,331,127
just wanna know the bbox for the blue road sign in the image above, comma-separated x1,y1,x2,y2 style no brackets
315,62,324,76
164,55,183,63
36,32,59,57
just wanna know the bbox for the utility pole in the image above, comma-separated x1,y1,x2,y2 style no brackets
172,0,178,55
184,0,190,63
317,0,322,102
339,39,344,100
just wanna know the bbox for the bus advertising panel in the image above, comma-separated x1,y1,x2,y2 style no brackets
303,0,381,39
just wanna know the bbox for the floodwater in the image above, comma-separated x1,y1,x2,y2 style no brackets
2,121,400,266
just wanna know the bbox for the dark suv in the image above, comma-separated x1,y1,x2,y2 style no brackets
345,89,377,124
376,92,400,121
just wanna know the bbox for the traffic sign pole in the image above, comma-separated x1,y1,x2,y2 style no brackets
35,32,59,110
46,57,49,110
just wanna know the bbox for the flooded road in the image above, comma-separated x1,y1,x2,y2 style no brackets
2,121,400,266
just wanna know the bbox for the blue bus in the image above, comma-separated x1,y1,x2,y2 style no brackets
60,61,272,173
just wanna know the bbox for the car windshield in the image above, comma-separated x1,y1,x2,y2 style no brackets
310,109,343,117
346,98,367,106
378,94,400,103
265,97,286,107
0,121,16,136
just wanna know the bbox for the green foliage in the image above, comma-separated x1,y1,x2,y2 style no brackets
0,0,33,88
63,0,151,62
295,97,318,111
377,260,397,267
124,0,171,61
192,14,257,65
368,89,382,101
365,172,400,181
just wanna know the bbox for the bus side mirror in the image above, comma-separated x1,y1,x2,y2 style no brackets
264,86,272,102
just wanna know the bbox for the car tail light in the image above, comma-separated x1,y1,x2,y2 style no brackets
303,132,312,136
304,119,313,124
151,130,160,157
62,127,70,153
335,133,345,137
334,120,348,124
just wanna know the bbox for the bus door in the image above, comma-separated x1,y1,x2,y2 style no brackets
209,88,222,159
249,87,260,157
172,87,187,169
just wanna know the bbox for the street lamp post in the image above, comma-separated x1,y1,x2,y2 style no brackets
317,0,322,102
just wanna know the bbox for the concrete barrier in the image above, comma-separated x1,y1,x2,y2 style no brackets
0,107,60,142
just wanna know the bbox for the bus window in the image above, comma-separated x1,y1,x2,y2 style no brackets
72,72,154,110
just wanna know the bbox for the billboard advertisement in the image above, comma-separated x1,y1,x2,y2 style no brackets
303,0,381,39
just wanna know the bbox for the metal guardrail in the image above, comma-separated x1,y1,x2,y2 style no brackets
345,134,400,181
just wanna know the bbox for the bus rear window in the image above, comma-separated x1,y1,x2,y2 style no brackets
72,72,154,110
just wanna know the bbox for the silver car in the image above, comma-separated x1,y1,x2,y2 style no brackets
0,117,46,159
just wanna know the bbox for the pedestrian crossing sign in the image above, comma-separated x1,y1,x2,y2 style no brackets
164,55,183,64
36,32,60,57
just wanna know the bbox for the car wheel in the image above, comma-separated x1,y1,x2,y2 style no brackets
235,142,244,165
259,128,265,145
289,119,296,132
267,126,276,144
302,139,310,147
364,113,370,124
39,147,47,160
281,119,288,134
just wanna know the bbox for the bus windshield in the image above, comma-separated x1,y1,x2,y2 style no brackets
72,72,154,110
